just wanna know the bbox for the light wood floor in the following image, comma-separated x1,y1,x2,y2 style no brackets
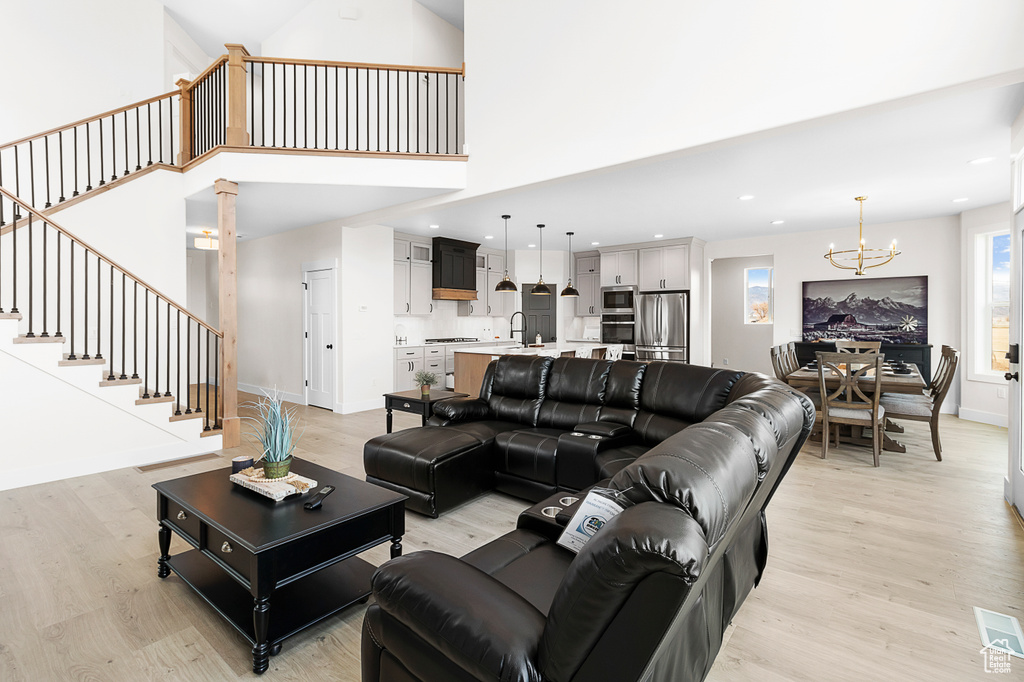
0,399,1020,680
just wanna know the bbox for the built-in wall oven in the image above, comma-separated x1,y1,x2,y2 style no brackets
601,313,636,355
601,286,637,314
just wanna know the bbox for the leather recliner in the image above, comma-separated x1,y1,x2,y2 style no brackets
361,375,815,681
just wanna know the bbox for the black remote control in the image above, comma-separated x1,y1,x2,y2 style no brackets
303,485,336,510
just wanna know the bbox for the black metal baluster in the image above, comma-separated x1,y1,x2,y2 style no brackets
142,289,149,397
9,197,16,315
355,68,359,150
165,302,171,396
81,248,88,358
67,241,74,358
168,96,174,164
185,316,191,413
43,136,51,207
273,64,277,147
386,69,390,152
85,123,92,191
312,64,317,149
29,140,36,206
376,68,380,151
194,321,202,414
250,61,255,146
25,215,33,337
175,310,181,414
159,92,164,163
72,127,79,196
435,73,439,154
147,103,154,166
293,64,297,148
40,219,47,336
58,131,65,202
204,330,211,430
325,65,329,149
132,282,138,378
0,194,5,313
98,118,105,186
416,71,420,153
108,264,115,380
214,335,219,429
446,73,450,153
346,67,350,150
94,252,101,360
120,272,126,379
123,111,129,175
154,296,160,396
55,231,61,338
135,107,141,170
14,146,21,200
335,66,339,150
406,70,410,153
110,114,117,181
456,73,460,153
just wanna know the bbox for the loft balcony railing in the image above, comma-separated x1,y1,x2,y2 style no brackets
0,45,466,210
0,185,224,432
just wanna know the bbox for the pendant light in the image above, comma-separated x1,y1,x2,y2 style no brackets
494,214,518,292
194,230,219,250
824,196,900,276
560,231,579,297
530,224,552,295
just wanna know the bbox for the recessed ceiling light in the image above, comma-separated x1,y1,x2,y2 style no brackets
591,241,600,245
770,220,785,225
528,244,536,248
738,195,754,201
429,224,440,229
653,234,664,238
953,197,969,203
484,235,494,239
969,157,995,165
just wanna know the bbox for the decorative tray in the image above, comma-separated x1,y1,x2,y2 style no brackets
229,467,317,502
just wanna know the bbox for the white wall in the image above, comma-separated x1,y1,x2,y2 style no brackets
711,255,774,374
261,0,463,67
705,214,962,414
186,248,219,327
164,11,213,86
961,202,1013,426
456,0,1024,198
237,220,393,413
0,0,171,143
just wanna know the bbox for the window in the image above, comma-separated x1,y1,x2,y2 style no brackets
976,230,1010,375
745,267,773,324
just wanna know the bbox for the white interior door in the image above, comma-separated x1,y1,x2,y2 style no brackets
1009,212,1024,515
304,268,335,410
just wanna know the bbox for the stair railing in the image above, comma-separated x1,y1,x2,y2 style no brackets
0,186,223,432
0,92,179,213
244,54,465,155
179,54,229,162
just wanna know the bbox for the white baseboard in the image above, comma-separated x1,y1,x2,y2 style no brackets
957,406,1008,428
238,382,305,406
337,397,385,415
0,437,222,491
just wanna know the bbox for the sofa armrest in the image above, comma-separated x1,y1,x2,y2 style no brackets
431,397,491,423
555,430,635,491
372,551,546,682
573,421,633,438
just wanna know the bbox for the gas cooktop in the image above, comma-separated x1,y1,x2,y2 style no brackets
424,337,479,343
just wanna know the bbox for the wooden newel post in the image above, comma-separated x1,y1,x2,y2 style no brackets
215,178,240,447
225,43,250,147
176,78,192,165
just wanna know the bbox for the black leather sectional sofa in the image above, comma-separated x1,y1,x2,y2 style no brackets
360,355,814,681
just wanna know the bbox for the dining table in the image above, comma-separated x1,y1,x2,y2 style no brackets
786,361,928,453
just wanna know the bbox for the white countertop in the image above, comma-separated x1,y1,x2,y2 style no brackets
394,339,515,349
454,342,608,356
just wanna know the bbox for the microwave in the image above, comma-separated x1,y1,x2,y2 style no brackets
601,286,636,314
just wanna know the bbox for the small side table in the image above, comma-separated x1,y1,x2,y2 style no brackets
383,388,468,433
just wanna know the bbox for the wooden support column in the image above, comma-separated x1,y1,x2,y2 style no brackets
176,78,192,165
225,44,250,147
216,178,240,447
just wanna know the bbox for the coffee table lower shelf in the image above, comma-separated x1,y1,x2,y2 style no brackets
167,549,375,650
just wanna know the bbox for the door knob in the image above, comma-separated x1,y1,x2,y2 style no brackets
326,344,333,349
1006,371,1019,382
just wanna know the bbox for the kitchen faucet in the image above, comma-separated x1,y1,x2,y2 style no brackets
510,311,528,347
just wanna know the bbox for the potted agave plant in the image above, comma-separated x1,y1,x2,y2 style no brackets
244,389,303,480
415,369,439,397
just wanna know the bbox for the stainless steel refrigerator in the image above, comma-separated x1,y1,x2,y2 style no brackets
635,290,689,362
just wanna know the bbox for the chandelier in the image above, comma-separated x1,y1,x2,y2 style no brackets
824,196,899,276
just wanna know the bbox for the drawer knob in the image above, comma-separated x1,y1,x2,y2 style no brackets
403,402,411,408
176,510,187,521
221,541,233,554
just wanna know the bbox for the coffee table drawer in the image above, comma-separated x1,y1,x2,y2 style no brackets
205,526,252,581
165,499,201,544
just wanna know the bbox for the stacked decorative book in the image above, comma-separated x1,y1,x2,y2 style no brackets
229,467,318,502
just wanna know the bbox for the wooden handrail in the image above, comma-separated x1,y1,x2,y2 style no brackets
187,55,229,92
0,184,221,337
0,90,178,151
246,54,465,76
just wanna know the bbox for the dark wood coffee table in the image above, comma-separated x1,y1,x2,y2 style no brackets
153,458,406,674
383,388,468,433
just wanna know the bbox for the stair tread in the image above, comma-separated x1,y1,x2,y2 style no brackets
13,335,65,344
169,411,206,422
0,313,23,320
99,377,142,387
136,395,175,405
200,427,224,438
59,358,107,366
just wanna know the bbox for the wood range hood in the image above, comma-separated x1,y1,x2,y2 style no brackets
432,237,480,300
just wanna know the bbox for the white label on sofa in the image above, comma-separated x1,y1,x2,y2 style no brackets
556,491,626,554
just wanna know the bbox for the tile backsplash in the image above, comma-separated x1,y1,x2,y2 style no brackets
394,300,513,344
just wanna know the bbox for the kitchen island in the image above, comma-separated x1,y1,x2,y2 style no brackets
454,343,608,397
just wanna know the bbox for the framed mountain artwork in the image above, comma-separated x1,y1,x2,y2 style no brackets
802,275,927,344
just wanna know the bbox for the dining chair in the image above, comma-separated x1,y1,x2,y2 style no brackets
835,340,882,353
879,347,959,461
605,344,624,361
574,346,592,358
770,344,789,381
784,342,800,374
817,351,886,466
